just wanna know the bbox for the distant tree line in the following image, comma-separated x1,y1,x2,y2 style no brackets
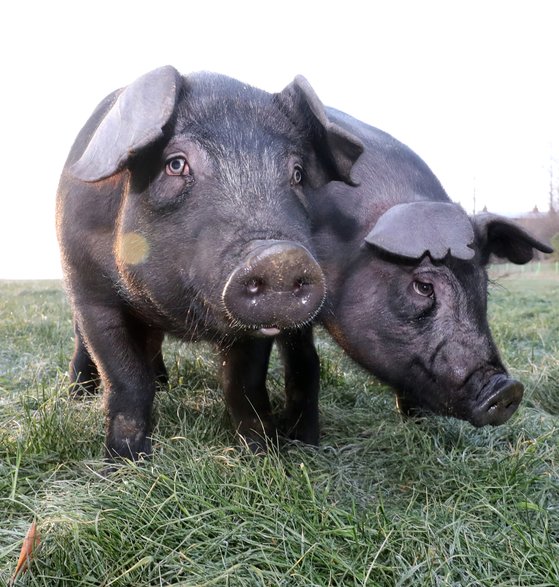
513,207,559,260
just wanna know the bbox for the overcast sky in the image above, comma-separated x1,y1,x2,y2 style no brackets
1,0,558,279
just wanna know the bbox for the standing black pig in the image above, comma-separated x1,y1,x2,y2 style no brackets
305,108,552,427
56,67,363,459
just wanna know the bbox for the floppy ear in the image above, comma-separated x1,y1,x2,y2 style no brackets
70,65,182,182
276,75,364,187
473,213,553,264
365,201,475,260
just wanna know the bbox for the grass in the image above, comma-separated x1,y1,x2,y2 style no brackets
0,269,558,586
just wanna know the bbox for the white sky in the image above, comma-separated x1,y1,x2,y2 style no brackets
1,0,558,279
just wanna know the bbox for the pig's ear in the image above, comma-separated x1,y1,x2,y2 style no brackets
365,201,476,260
473,213,553,264
277,76,364,187
71,66,182,182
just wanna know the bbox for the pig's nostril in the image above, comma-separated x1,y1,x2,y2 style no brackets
292,278,306,294
245,277,265,295
503,398,516,411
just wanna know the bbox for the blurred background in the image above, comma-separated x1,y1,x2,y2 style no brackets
1,0,558,278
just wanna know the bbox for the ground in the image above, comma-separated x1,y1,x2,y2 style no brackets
0,266,558,586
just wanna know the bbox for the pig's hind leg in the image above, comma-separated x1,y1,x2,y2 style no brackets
69,321,100,397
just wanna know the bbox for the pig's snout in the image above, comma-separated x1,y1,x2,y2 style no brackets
222,240,326,331
471,374,524,427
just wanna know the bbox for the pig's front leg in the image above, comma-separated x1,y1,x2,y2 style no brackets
220,337,275,452
75,303,162,461
277,326,320,445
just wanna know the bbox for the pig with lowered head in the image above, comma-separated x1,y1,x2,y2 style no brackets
56,67,363,459
306,108,552,428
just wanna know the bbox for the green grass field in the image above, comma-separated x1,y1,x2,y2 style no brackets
0,270,558,586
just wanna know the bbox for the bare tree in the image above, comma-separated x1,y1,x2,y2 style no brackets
548,151,559,212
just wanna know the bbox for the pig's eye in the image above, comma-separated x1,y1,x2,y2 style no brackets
165,156,190,176
413,280,434,298
291,164,303,186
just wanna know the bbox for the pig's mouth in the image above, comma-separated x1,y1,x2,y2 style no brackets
239,322,309,337
258,327,282,337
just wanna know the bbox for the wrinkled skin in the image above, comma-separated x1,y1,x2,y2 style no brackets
56,67,363,459
305,108,552,427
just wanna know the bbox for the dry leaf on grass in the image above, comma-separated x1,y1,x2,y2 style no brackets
8,520,40,586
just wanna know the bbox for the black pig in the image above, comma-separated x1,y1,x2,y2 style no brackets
305,108,552,427
56,67,363,459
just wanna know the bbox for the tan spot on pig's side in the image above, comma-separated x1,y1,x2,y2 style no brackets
117,232,150,265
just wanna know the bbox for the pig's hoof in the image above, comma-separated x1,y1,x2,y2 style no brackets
100,463,120,477
236,434,267,455
238,428,278,455
279,413,319,446
286,428,319,446
246,438,268,455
